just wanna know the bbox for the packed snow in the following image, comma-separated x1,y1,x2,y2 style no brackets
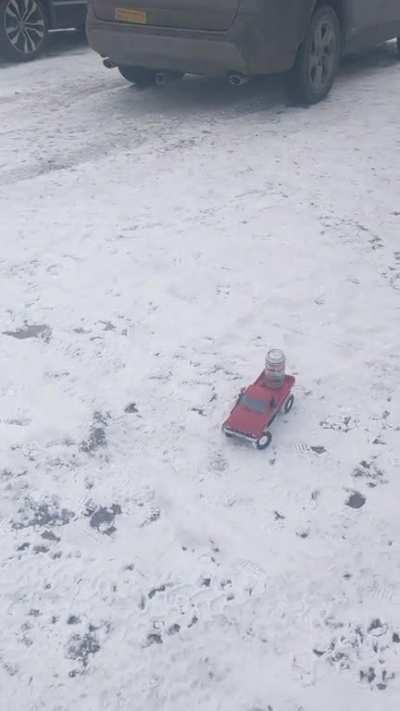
1,33,400,711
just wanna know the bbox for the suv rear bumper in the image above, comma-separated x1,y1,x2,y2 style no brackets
87,7,296,77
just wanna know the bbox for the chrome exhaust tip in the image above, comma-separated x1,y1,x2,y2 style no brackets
155,71,182,87
228,73,249,87
155,72,169,87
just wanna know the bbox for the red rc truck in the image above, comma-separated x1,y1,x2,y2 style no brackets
222,371,295,450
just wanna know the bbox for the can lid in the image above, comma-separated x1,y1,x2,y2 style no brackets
267,348,285,364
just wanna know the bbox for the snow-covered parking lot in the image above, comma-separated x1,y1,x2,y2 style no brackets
1,33,400,711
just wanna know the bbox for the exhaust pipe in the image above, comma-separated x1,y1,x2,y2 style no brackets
103,58,116,69
155,72,169,87
228,73,249,87
155,71,182,87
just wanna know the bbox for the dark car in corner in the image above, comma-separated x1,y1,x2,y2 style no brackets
87,0,400,104
0,0,87,61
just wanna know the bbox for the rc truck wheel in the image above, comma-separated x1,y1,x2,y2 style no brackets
256,432,272,450
118,66,157,88
290,5,341,105
284,395,294,414
0,0,48,62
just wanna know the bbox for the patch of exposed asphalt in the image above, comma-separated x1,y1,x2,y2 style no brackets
84,503,122,535
3,323,52,343
80,411,110,454
12,498,75,530
346,491,366,509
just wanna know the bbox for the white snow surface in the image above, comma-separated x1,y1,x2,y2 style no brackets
1,35,400,711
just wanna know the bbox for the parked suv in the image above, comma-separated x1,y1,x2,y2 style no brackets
87,0,400,104
0,0,87,61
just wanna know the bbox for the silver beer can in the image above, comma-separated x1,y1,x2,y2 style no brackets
265,348,286,389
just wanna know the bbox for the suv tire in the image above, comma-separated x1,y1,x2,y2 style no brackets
0,0,48,62
290,5,341,105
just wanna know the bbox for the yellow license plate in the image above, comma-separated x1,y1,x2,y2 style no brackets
114,7,147,24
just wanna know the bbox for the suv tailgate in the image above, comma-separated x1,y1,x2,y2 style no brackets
93,0,241,31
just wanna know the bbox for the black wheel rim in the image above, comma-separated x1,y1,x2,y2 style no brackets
284,395,294,413
4,0,46,55
308,18,337,92
257,433,271,449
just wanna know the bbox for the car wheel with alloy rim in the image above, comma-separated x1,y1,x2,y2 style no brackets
0,0,48,61
289,5,341,105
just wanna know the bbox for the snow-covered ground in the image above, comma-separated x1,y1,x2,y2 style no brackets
1,33,400,711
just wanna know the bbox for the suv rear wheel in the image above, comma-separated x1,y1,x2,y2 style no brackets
290,5,341,105
118,66,157,88
0,0,48,61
